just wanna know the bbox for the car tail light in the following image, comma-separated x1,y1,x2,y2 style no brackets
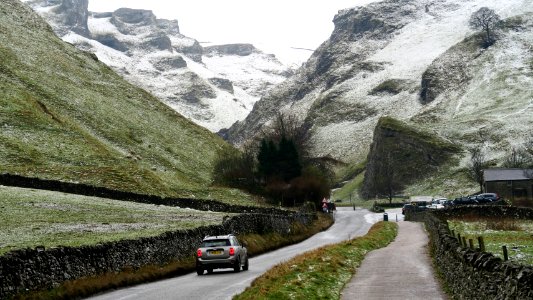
229,247,235,256
197,249,202,257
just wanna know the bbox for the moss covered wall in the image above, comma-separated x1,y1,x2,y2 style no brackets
410,207,533,299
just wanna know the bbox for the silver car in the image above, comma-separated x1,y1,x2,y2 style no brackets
196,234,249,275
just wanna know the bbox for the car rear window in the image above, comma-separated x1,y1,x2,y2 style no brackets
201,239,231,247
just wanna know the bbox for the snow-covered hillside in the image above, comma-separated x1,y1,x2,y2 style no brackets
22,0,291,131
226,0,533,164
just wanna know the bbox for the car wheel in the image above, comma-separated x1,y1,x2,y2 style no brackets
196,267,204,275
233,259,241,273
242,257,249,271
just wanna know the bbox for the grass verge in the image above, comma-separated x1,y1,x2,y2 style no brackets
13,214,334,300
234,221,398,300
240,213,334,257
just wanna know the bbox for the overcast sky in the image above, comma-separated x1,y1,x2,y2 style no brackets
88,0,379,64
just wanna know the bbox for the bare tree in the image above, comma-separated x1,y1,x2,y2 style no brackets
526,137,533,156
469,7,501,48
259,112,311,161
468,148,488,192
382,152,397,203
503,147,533,168
369,149,399,203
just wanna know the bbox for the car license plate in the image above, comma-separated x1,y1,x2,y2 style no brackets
210,250,222,255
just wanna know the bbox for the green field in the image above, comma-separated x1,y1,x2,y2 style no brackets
0,186,232,255
448,218,533,266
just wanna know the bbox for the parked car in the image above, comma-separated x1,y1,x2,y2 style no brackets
402,203,430,214
432,197,448,205
475,193,500,203
453,196,477,205
428,203,445,209
196,234,248,275
402,204,413,215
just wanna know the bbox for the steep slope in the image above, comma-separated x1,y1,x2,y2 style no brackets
361,117,461,199
22,0,291,132
0,0,248,202
226,0,533,165
413,13,533,155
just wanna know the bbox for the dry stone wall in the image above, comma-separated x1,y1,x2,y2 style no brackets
0,212,315,298
412,207,533,299
0,173,279,214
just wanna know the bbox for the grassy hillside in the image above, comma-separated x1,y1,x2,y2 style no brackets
414,13,533,157
0,0,253,204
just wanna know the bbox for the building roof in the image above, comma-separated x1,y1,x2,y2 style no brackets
483,168,533,182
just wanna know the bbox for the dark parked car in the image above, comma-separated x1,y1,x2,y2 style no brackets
453,196,478,205
196,234,248,275
402,204,413,215
475,193,500,203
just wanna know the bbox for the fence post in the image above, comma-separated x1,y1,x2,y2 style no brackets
457,233,462,246
468,239,474,250
502,245,508,261
461,236,467,248
478,236,485,252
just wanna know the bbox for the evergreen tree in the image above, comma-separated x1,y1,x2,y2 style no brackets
277,136,301,181
257,139,273,179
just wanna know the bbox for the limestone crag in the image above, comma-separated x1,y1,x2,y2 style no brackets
22,0,290,132
360,117,460,199
28,0,90,37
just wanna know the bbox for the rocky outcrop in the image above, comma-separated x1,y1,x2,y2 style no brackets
37,0,90,37
156,19,180,35
111,8,157,32
174,39,203,63
360,117,461,199
209,77,234,94
57,0,89,36
152,56,187,71
93,34,128,52
141,34,173,52
419,35,480,104
176,73,217,103
204,43,258,56
369,79,414,96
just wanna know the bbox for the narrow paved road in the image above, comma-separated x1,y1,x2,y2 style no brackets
341,221,446,300
88,207,377,300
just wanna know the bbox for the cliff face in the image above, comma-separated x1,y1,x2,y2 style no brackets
225,0,533,167
360,117,461,199
23,0,90,37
